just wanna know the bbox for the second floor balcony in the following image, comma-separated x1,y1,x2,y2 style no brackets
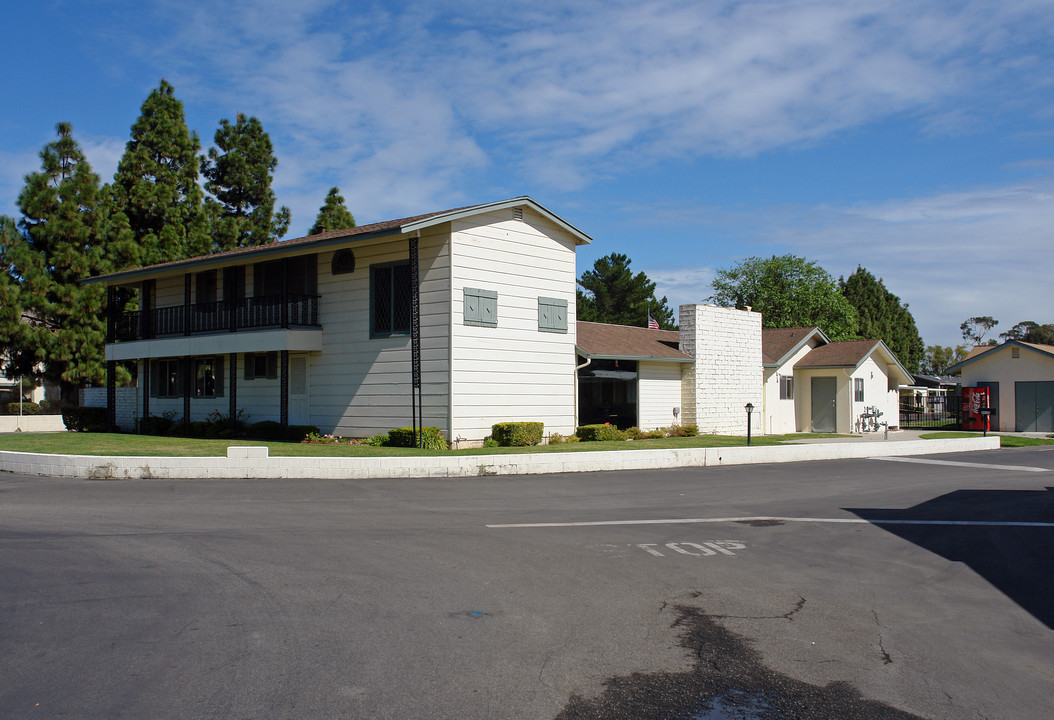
111,294,321,342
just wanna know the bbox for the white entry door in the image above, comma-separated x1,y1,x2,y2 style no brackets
289,356,310,424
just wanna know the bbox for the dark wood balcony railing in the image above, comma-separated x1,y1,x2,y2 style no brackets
113,294,320,341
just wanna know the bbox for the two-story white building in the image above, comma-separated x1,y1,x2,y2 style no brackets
89,197,588,442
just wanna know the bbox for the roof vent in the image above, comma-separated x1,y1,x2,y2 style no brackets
513,208,523,221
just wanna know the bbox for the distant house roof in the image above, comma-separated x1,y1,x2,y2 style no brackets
761,327,829,366
85,196,591,285
946,340,1054,374
575,322,691,362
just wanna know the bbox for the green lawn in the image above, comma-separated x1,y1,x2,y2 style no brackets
920,432,1054,447
0,432,848,457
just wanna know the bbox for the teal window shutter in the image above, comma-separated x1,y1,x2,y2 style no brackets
538,297,567,333
464,288,497,327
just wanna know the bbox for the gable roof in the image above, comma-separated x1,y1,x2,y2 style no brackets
794,338,913,385
86,196,591,285
575,321,691,362
761,327,829,366
946,339,1054,374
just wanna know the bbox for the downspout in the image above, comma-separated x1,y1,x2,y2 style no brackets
575,355,592,429
843,368,854,434
444,229,455,445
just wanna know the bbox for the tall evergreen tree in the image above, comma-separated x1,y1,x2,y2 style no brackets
840,266,924,372
709,254,858,340
202,113,290,251
577,252,676,329
309,187,356,235
0,123,114,398
109,79,209,267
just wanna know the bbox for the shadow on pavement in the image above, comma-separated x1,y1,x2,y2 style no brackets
846,487,1054,629
556,603,922,720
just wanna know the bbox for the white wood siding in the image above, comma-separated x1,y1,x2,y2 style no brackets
638,362,684,430
449,208,578,440
310,228,451,438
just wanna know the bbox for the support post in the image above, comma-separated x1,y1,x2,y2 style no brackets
107,360,117,432
229,352,238,422
183,355,192,430
409,236,422,448
184,274,192,336
280,350,289,428
142,358,150,430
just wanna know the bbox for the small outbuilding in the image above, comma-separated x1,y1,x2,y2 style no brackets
947,340,1054,432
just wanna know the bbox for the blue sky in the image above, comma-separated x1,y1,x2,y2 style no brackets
2,0,1053,347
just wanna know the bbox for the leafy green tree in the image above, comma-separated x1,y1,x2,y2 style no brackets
109,79,209,267
960,316,998,347
309,187,356,235
999,320,1054,345
0,123,116,398
577,252,675,329
202,113,290,251
920,345,968,376
709,254,858,340
839,266,924,372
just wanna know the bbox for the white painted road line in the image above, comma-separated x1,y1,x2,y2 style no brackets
487,516,1054,529
870,456,1049,472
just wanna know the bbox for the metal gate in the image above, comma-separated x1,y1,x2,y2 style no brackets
899,391,961,430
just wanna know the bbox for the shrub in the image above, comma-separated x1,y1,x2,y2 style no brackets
387,426,447,450
363,432,389,447
482,436,499,448
6,401,41,415
61,407,109,433
247,420,283,441
491,421,544,446
547,432,578,445
186,421,210,438
285,424,320,443
576,423,624,442
139,415,174,435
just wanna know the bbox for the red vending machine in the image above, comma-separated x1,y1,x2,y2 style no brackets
962,386,990,431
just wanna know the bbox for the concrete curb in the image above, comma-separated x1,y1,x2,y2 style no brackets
0,436,1000,480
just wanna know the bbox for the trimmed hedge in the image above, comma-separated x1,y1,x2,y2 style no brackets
62,407,109,433
491,421,544,447
6,401,41,415
576,423,623,442
387,426,447,450
246,420,283,441
139,416,174,435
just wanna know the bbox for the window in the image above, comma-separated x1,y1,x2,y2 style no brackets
538,297,568,333
464,288,497,327
196,270,217,305
779,375,794,400
194,358,224,398
245,352,278,380
331,249,356,275
854,377,864,402
156,359,181,398
371,261,412,337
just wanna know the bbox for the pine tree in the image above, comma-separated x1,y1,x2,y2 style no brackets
109,79,209,267
202,113,290,251
0,123,115,398
577,253,676,329
309,187,356,235
840,266,924,372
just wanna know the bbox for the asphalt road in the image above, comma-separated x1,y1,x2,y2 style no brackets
1,446,1052,719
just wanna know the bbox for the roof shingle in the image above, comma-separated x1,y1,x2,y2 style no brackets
576,321,690,361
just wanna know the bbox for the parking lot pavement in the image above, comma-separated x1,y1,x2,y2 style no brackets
1,447,1051,719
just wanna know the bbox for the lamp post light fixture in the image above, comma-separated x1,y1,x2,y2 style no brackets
745,402,754,446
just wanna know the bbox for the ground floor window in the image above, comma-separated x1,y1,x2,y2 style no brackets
196,359,216,397
157,359,180,397
578,358,638,429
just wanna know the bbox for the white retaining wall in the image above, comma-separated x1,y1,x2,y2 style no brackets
0,436,1000,480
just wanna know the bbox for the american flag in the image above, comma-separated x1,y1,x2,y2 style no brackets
647,315,660,330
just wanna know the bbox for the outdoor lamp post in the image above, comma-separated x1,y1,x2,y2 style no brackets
745,402,754,446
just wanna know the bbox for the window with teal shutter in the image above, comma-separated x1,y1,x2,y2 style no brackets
464,288,497,327
538,297,567,333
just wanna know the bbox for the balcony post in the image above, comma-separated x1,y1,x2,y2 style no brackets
106,286,116,343
184,273,192,336
142,358,150,429
280,350,289,428
229,352,238,422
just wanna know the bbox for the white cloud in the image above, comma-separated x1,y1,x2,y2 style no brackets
111,0,1054,226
